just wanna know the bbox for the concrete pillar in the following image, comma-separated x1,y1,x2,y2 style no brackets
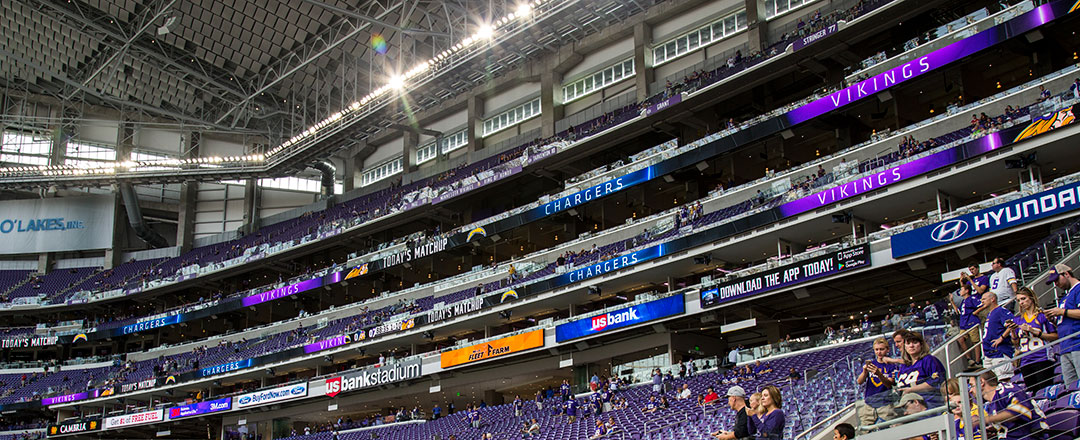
403,130,419,173
745,0,768,52
241,179,259,234
540,69,564,138
176,132,199,253
633,23,655,102
103,190,125,269
37,253,53,274
342,149,364,193
467,96,485,152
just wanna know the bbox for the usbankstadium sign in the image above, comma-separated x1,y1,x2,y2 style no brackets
701,245,870,308
555,295,685,342
324,359,422,397
891,180,1080,258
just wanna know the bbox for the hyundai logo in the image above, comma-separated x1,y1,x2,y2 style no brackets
930,219,969,243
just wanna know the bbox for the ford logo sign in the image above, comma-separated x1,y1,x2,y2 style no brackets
238,396,251,405
930,219,969,243
290,386,305,395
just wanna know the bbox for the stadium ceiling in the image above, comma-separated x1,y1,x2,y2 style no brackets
0,0,653,188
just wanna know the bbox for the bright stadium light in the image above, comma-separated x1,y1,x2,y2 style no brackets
516,3,532,18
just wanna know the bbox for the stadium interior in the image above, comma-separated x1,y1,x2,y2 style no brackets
2,0,1080,439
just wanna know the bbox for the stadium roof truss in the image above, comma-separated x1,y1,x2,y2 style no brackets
0,0,652,188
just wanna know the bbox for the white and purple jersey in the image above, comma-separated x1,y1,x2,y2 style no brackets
1012,313,1056,366
985,382,1048,439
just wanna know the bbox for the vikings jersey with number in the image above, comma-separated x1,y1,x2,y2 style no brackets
1011,313,1056,365
896,355,946,408
985,382,1049,439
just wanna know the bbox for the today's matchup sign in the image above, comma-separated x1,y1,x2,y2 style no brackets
555,294,685,342
701,245,870,308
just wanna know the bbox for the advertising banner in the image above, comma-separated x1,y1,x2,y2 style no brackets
555,294,685,342
324,359,422,397
104,409,164,429
116,315,183,336
42,389,103,406
0,195,115,254
792,23,838,51
441,329,544,368
892,180,1080,258
2,335,59,349
47,419,100,437
785,0,1073,125
234,382,308,409
241,278,325,307
645,94,682,117
701,245,870,308
197,359,253,378
168,397,232,419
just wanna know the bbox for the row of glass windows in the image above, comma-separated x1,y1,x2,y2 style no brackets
416,129,468,165
652,10,747,67
764,0,817,19
482,98,541,137
562,59,635,104
360,157,403,187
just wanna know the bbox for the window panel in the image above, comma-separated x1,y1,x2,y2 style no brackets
653,10,746,66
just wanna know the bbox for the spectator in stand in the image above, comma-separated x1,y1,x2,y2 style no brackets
676,383,692,400
702,387,721,406
989,258,1019,310
756,385,786,440
1037,85,1051,102
1008,287,1058,394
978,370,1049,439
980,291,1016,381
565,397,578,424
643,395,659,414
941,378,985,440
711,386,756,440
950,283,983,366
527,419,540,437
857,337,900,426
962,263,992,320
651,368,662,392
560,379,572,401
898,393,930,423
589,420,607,439
513,395,524,417
1045,263,1080,385
832,423,856,440
895,332,947,409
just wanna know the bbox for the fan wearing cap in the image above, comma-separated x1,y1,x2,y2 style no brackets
1045,263,1080,385
711,386,756,440
899,393,940,440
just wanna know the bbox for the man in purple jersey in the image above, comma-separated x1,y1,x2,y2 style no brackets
1045,264,1080,385
962,263,991,320
950,283,983,366
978,371,1048,439
980,292,1016,381
856,338,900,425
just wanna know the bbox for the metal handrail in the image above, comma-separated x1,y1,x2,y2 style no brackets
794,402,856,440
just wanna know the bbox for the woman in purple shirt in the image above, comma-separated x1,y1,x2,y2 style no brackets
1009,287,1058,394
895,332,947,409
755,385,786,440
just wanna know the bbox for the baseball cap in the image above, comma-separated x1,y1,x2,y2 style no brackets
898,393,925,406
1046,264,1073,285
726,386,746,398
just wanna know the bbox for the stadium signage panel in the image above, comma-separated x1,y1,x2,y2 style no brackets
645,94,682,117
324,359,422,397
424,297,484,323
892,180,1080,257
104,409,164,429
701,245,870,308
380,236,450,268
559,244,665,284
367,318,416,339
531,167,654,218
119,379,157,394
235,382,308,408
785,1,1070,125
197,359,253,378
42,389,102,406
168,397,232,419
792,23,838,51
241,278,324,307
47,419,100,437
0,195,115,254
304,334,349,354
555,294,685,342
117,314,182,336
1,335,59,348
441,329,544,368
